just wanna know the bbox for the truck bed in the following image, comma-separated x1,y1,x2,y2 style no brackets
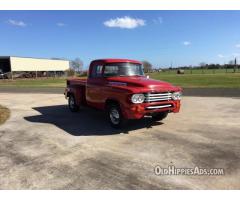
67,78,87,86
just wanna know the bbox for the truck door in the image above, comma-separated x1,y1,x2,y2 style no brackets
86,62,106,109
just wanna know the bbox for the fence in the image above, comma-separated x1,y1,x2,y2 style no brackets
0,71,68,80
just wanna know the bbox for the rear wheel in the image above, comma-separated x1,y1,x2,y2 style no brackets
107,104,127,129
68,94,79,112
152,112,168,121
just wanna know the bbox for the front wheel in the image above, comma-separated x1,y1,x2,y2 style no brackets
107,104,127,129
152,112,168,121
68,94,79,112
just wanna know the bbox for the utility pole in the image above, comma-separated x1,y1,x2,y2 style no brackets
169,61,173,74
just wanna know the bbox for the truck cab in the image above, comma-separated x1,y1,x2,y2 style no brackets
65,59,182,128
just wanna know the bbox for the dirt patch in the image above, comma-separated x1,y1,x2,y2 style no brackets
0,105,10,125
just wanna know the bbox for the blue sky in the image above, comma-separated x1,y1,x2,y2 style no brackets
1,10,240,68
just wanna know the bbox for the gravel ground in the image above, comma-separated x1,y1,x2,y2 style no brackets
0,93,239,189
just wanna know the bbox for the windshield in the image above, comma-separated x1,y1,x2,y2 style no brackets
103,63,144,77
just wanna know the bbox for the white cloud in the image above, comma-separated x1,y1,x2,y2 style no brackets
7,19,27,27
217,54,225,58
153,17,163,24
103,16,145,29
56,22,66,27
183,41,191,46
235,44,240,48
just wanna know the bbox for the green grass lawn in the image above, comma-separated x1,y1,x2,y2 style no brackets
161,68,240,74
0,78,66,88
148,72,240,88
0,73,240,88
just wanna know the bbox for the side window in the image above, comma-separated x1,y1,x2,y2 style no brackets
91,65,103,78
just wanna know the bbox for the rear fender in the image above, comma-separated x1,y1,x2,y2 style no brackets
66,87,82,106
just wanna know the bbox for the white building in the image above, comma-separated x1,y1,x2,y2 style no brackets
0,56,70,74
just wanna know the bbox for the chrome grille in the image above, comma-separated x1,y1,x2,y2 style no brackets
145,92,172,102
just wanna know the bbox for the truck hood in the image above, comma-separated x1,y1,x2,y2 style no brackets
107,76,180,91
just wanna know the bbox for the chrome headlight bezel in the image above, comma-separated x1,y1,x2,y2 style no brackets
171,91,182,100
131,94,145,104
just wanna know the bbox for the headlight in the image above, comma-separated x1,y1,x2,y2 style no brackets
131,94,145,104
171,91,182,100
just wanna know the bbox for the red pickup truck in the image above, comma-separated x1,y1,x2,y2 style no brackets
65,59,182,128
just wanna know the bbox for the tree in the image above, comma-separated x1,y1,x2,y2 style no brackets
229,58,237,72
228,60,234,65
199,62,206,67
199,62,206,74
70,58,83,72
142,60,152,73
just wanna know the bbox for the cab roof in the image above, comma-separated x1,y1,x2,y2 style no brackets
91,58,142,64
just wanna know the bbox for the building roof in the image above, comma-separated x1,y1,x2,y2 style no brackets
0,56,69,61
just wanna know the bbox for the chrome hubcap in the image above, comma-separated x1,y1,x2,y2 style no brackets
109,108,120,125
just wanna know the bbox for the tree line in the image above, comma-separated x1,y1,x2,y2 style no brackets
69,58,239,74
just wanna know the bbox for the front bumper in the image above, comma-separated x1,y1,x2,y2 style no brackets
122,100,181,119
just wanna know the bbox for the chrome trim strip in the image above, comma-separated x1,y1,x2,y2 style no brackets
146,104,172,109
145,98,171,102
147,92,171,97
146,95,172,99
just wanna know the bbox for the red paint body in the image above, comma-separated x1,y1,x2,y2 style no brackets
65,59,182,119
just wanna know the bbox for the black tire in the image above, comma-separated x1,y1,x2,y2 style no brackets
68,94,79,112
107,104,127,129
152,112,168,121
